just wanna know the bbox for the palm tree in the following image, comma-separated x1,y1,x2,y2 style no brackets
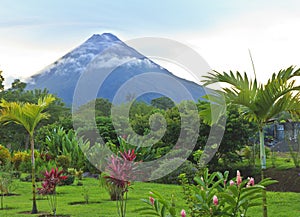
202,66,300,217
0,95,55,214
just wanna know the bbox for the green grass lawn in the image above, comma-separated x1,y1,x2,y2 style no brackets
0,177,299,217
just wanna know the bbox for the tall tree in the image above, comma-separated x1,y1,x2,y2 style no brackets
202,66,300,217
0,95,55,214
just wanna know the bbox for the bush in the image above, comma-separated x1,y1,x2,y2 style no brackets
59,175,75,186
11,151,30,170
19,160,32,173
12,150,40,173
0,145,11,166
36,159,61,180
151,158,198,184
56,155,71,172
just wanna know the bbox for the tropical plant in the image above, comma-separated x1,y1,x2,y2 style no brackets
11,150,31,170
0,145,11,166
139,191,181,217
202,66,300,216
81,186,90,204
37,168,67,216
0,162,18,210
0,172,14,210
0,95,55,213
0,174,9,210
101,149,138,217
179,168,277,217
39,127,89,170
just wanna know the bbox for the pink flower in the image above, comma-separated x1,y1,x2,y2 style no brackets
213,195,218,206
149,196,155,206
236,170,242,186
181,209,186,217
246,177,255,187
249,177,254,185
229,180,235,186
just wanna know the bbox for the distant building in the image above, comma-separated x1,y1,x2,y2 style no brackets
265,120,300,152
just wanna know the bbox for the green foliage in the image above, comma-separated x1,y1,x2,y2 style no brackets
96,116,118,144
151,159,198,184
74,98,256,174
0,178,298,216
138,191,182,217
11,151,30,170
17,150,39,173
0,162,18,209
209,105,257,167
202,66,300,172
179,168,278,217
35,159,57,180
0,145,11,166
151,97,175,110
56,155,71,172
0,85,68,150
0,173,12,209
38,127,90,170
115,136,161,162
81,186,90,204
59,175,75,186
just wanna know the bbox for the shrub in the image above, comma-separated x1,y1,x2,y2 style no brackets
37,168,68,216
56,155,71,172
13,150,40,172
151,158,198,184
0,145,11,166
36,159,57,181
59,175,75,186
19,160,32,173
11,151,30,170
40,152,54,161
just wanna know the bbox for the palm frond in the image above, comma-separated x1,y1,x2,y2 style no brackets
201,66,300,125
0,95,55,135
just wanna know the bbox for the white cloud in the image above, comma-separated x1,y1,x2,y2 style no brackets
175,9,300,84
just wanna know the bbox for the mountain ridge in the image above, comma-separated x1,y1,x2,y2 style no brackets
26,33,206,106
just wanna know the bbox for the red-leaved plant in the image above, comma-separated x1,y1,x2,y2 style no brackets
38,168,67,216
102,149,138,217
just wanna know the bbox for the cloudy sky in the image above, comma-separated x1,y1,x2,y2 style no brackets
1,0,300,87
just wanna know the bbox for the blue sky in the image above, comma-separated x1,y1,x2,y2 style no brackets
1,0,300,86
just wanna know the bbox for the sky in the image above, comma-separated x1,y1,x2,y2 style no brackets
1,0,300,87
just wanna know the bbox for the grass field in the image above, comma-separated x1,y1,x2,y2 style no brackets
0,177,299,217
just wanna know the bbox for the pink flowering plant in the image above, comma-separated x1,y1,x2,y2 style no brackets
179,168,277,217
37,168,67,216
138,191,187,217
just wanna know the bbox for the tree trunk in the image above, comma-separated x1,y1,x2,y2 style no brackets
259,129,266,169
259,129,267,217
30,135,38,214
